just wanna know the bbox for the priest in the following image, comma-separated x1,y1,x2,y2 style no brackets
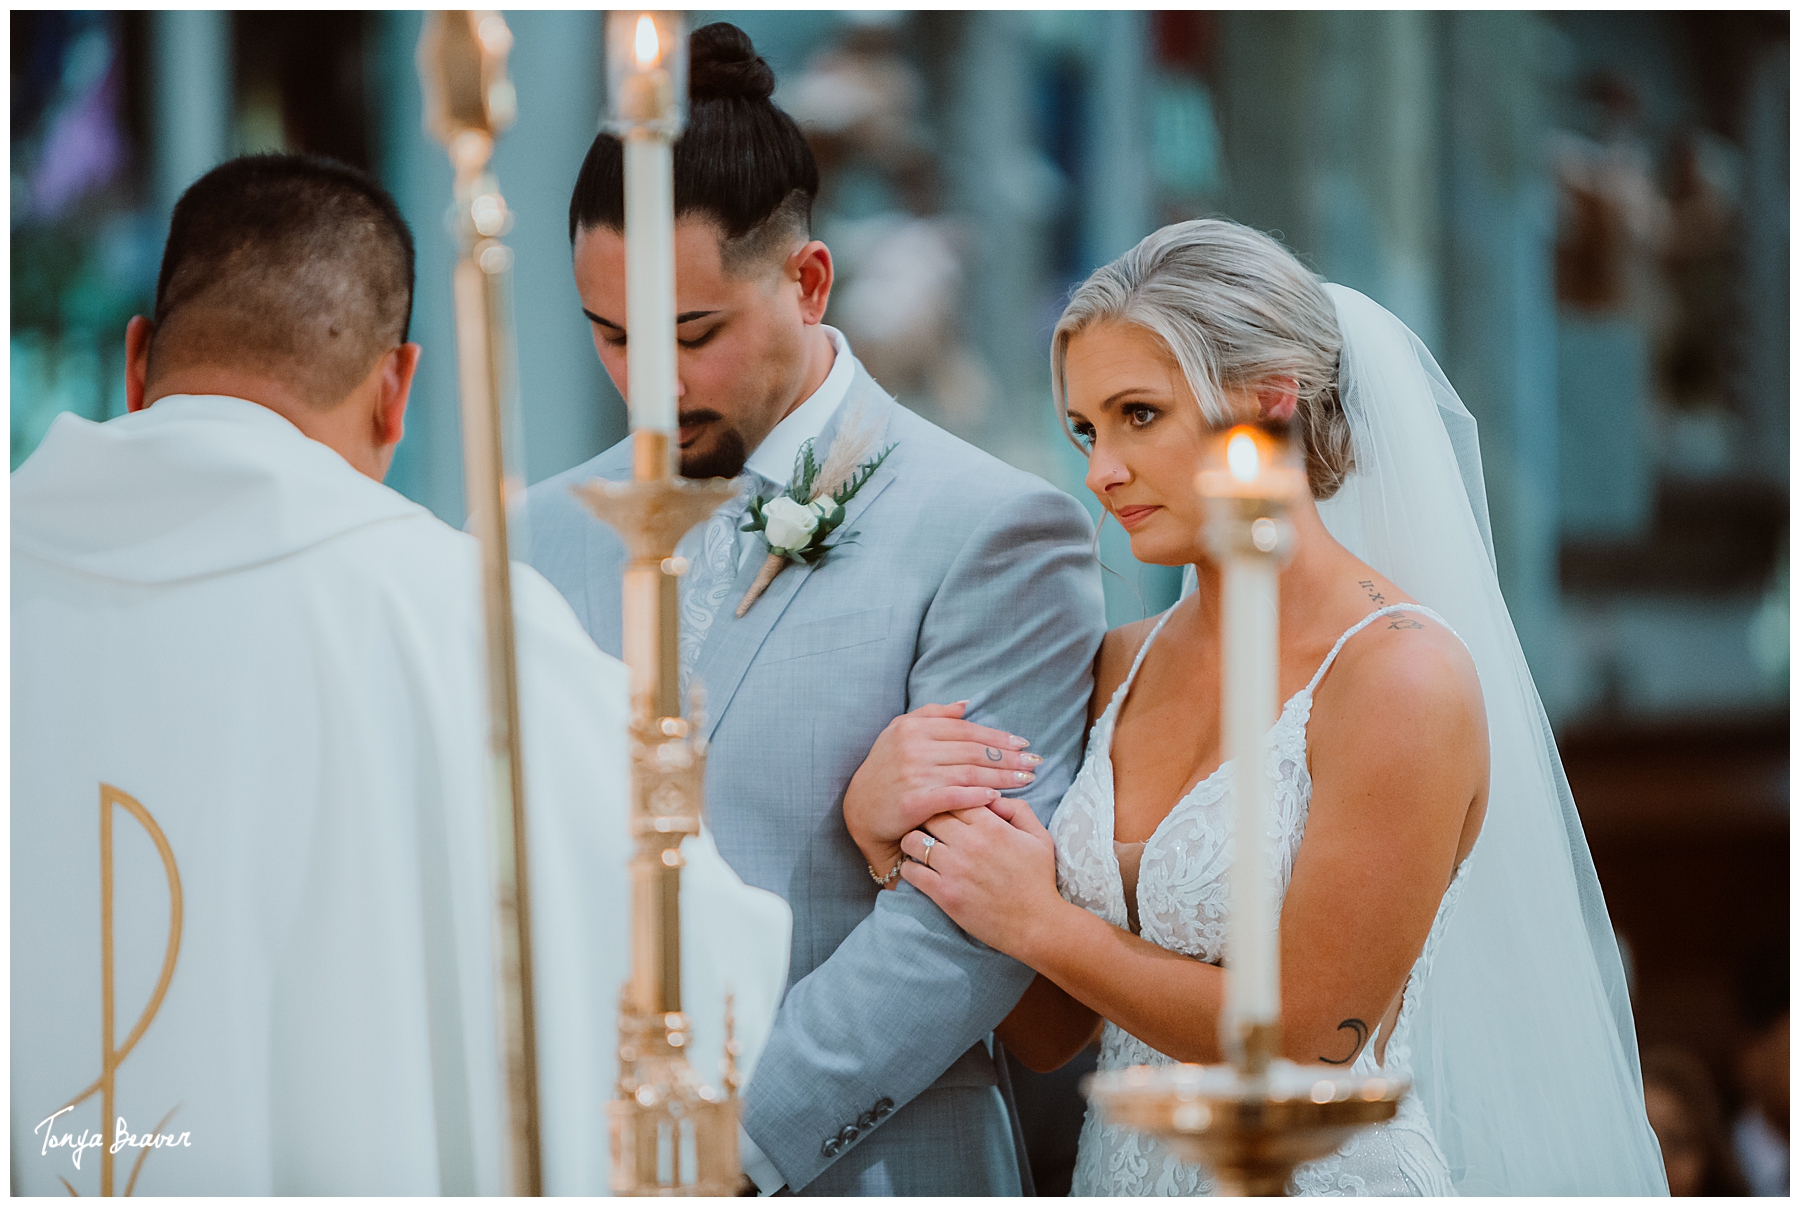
10,153,791,1195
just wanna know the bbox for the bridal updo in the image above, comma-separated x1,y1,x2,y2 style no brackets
1052,219,1355,500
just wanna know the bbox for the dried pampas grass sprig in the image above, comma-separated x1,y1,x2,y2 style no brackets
812,404,880,502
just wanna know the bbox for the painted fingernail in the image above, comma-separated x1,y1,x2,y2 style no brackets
1010,735,1030,749
1015,771,1035,784
1021,753,1044,767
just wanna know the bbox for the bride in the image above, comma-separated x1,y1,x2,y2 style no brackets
844,220,1667,1194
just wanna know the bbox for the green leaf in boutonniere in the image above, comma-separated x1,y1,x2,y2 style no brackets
741,494,768,538
831,443,894,505
786,441,822,504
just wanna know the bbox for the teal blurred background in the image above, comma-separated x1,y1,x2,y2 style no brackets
10,11,1789,1194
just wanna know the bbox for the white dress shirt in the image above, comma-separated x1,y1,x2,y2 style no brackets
733,325,856,570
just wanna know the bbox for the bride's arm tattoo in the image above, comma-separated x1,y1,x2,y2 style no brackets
1318,1018,1369,1065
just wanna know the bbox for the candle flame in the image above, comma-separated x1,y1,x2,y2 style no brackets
1226,428,1262,483
634,15,661,69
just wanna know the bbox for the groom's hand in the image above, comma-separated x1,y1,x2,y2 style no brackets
843,701,1040,883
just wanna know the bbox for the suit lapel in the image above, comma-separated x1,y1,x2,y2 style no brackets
689,376,899,741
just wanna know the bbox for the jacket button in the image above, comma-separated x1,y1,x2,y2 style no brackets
875,1097,895,1117
821,1137,842,1158
856,1109,878,1129
838,1124,859,1145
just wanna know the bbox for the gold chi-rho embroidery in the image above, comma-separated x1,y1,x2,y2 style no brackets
54,784,184,1196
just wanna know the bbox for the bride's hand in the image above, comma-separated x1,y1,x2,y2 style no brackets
898,797,1065,960
844,701,1040,880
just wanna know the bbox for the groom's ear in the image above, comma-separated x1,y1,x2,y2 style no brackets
788,240,833,326
1257,377,1299,424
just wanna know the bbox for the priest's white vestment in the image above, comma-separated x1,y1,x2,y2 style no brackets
10,394,791,1195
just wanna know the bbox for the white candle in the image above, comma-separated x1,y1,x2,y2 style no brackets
623,134,676,434
608,11,685,439
1199,425,1301,1050
1222,552,1280,1029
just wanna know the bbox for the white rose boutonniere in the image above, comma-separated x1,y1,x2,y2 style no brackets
761,496,821,556
736,413,895,616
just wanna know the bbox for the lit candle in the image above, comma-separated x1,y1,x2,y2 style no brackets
1198,425,1306,1062
605,12,687,438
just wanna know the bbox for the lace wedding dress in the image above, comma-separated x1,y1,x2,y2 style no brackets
1056,602,1464,1197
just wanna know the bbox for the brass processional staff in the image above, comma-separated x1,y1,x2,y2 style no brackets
417,12,543,1196
572,10,744,1195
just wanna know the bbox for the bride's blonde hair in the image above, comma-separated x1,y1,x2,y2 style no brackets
1051,219,1355,499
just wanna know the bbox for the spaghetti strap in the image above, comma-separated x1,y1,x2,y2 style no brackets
1123,608,1176,691
1303,602,1463,696
1100,607,1177,721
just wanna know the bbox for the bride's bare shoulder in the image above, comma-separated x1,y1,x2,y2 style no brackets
1089,614,1163,724
1334,604,1480,700
1313,607,1489,780
1304,606,1491,870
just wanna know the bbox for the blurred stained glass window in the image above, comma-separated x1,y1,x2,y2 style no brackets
11,11,156,468
1150,74,1222,199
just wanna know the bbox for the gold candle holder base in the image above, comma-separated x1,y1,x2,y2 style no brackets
1086,1030,1405,1197
607,1005,742,1196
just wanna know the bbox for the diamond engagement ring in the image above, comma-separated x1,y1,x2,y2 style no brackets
920,834,936,868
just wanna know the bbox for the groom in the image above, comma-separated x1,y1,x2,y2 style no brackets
521,23,1104,1196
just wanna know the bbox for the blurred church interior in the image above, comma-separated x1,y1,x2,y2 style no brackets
10,9,1788,1195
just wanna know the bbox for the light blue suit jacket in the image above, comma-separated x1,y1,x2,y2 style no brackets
522,364,1105,1193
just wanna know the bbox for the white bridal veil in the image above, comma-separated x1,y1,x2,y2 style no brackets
1316,284,1667,1194
1177,283,1668,1192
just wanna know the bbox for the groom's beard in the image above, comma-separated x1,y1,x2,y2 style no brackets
678,409,750,480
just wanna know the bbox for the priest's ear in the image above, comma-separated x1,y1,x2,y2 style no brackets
372,341,423,459
125,316,154,413
1256,376,1299,424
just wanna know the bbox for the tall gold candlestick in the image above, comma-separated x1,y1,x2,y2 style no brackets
575,11,743,1195
417,11,539,1196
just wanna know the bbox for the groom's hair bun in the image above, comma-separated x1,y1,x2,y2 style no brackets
689,23,775,102
569,22,817,275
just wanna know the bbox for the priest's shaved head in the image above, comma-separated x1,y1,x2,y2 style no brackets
153,153,413,402
126,153,423,480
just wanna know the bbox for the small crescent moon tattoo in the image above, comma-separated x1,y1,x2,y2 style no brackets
985,747,1002,762
1318,1018,1368,1065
